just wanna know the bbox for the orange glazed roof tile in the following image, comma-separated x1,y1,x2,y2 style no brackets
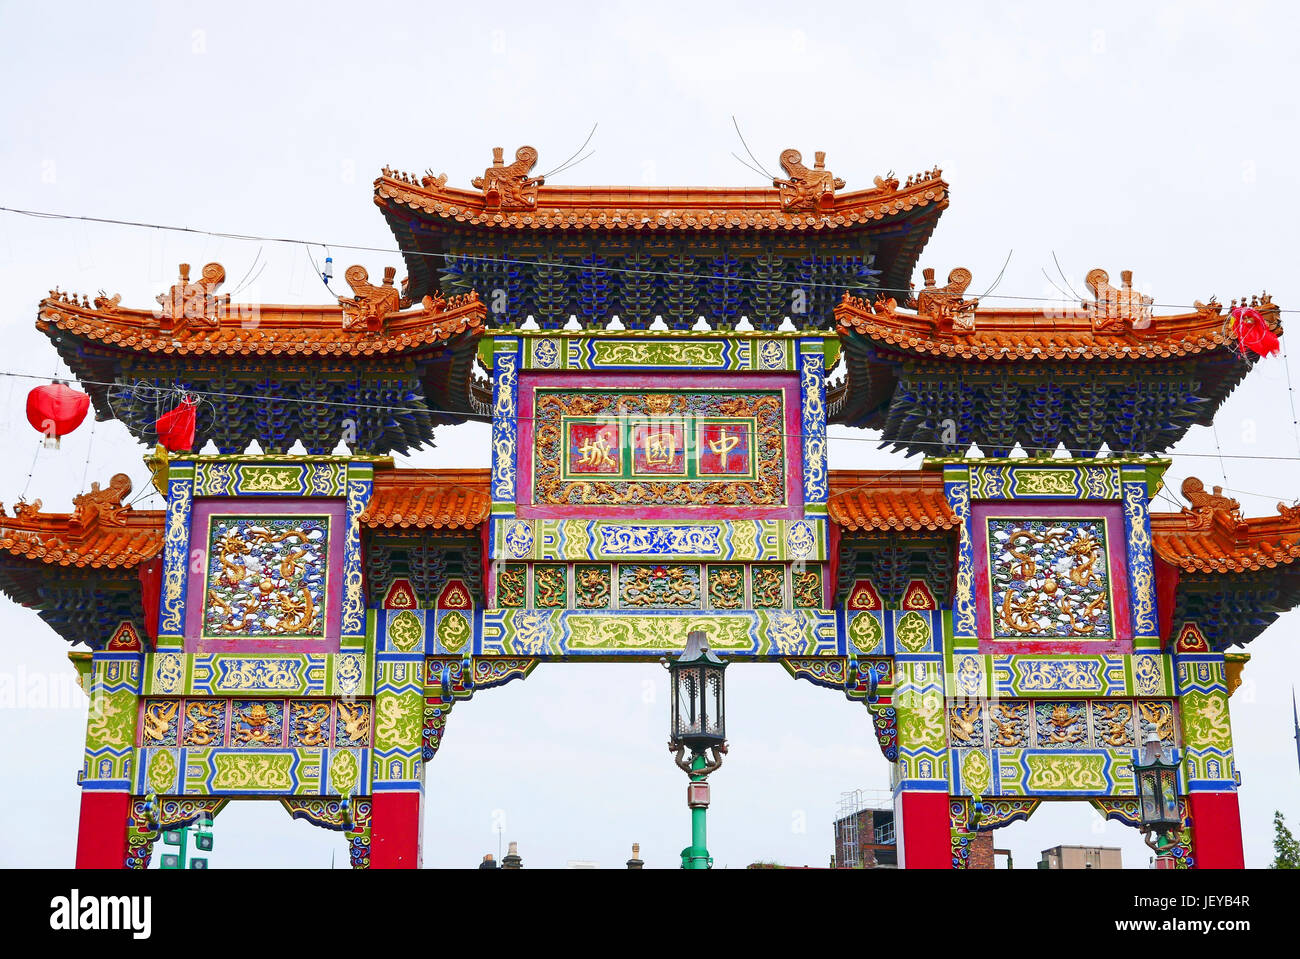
1151,507,1300,574
828,471,958,532
836,273,1282,361
361,469,491,530
0,475,163,569
374,168,948,233
37,288,485,358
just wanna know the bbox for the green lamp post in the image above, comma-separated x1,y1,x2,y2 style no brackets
667,630,728,870
160,812,214,870
1133,731,1181,866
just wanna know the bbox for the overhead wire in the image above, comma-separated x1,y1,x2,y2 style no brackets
1,204,1290,314
4,368,1300,473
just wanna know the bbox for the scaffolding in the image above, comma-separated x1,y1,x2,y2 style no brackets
834,788,894,868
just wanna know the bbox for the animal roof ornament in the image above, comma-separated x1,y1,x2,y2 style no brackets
1086,268,1154,333
472,145,545,210
773,148,845,212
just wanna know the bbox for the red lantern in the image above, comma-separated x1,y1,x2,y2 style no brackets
26,382,90,447
1232,306,1280,358
155,395,198,452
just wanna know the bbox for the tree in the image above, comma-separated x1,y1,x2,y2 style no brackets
1271,811,1300,869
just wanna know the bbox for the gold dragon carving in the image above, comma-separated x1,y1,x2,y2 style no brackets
996,526,1106,635
233,703,278,745
184,701,224,745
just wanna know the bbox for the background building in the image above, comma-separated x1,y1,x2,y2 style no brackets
833,790,897,868
1038,845,1123,869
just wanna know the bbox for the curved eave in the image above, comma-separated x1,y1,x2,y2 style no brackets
360,468,491,532
37,298,486,359
1152,511,1300,574
375,176,948,302
834,300,1278,362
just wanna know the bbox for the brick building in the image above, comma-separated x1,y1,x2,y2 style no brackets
832,791,898,868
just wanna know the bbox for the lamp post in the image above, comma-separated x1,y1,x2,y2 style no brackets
1133,731,1181,867
667,630,728,870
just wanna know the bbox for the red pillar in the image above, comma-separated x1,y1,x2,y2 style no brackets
369,791,423,868
75,792,131,869
896,791,952,869
1187,792,1245,869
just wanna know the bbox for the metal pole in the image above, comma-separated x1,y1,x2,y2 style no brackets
681,752,712,869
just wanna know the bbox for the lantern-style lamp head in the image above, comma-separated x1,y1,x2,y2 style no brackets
1134,731,1181,834
669,630,727,752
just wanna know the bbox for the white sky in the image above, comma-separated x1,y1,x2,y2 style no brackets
0,0,1297,868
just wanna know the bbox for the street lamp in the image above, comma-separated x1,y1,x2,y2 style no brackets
1133,731,1181,862
667,629,728,870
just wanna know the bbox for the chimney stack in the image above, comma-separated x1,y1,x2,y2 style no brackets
502,841,522,869
626,843,644,869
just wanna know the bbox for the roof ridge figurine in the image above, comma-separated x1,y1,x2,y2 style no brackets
773,148,845,212
472,145,544,210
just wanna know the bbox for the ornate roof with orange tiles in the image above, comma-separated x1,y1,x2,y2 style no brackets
1151,498,1300,574
375,154,948,232
836,269,1281,361
361,468,491,530
0,474,162,569
37,280,485,358
828,470,958,532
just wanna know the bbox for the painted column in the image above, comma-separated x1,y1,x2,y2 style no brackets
1175,651,1244,868
370,791,424,868
76,650,144,868
893,651,951,868
371,648,426,868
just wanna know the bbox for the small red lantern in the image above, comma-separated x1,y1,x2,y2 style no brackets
155,395,198,452
1232,306,1280,358
26,382,90,448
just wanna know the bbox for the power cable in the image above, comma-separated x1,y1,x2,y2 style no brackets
2,204,1289,314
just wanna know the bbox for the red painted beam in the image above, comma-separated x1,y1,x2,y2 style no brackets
75,792,131,869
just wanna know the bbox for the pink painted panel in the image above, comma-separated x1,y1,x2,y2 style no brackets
972,501,1131,654
516,371,804,520
184,498,345,653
